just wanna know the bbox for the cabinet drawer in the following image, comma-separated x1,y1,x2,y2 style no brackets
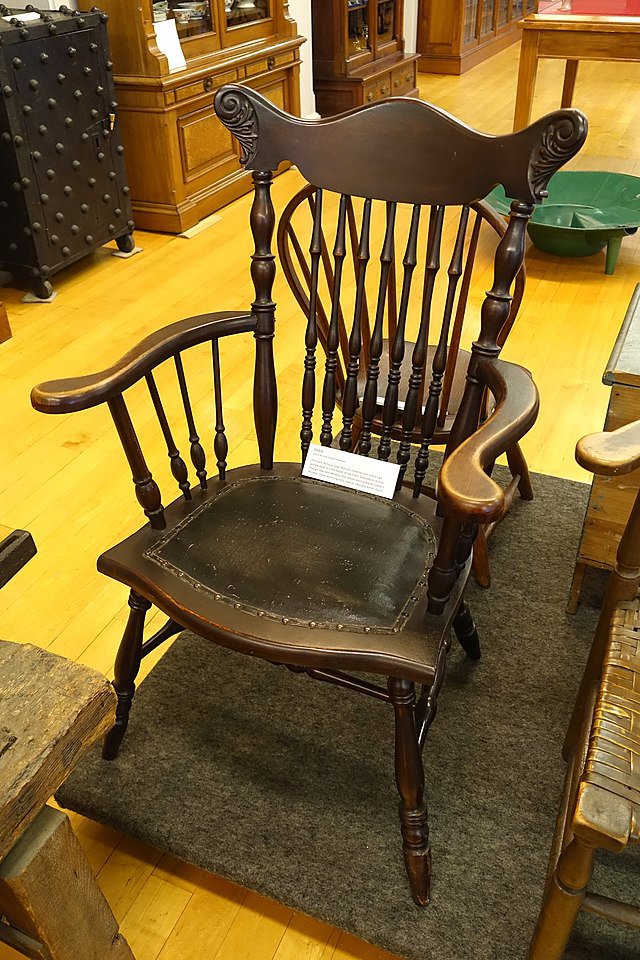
174,70,238,103
391,63,416,95
245,50,295,78
364,73,391,103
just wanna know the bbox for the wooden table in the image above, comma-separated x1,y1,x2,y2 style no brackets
568,283,640,612
513,1,640,130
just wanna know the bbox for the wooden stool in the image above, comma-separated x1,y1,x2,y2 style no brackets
0,640,135,960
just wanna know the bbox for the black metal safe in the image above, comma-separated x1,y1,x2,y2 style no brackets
0,5,135,298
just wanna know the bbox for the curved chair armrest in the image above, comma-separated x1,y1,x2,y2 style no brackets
31,311,256,414
576,420,640,477
438,358,540,523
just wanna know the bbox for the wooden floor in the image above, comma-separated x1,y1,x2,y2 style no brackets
2,40,640,960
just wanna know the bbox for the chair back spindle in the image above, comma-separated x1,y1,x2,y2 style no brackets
174,353,208,490
359,201,397,457
378,204,421,463
212,340,228,480
438,209,482,428
340,197,372,452
320,195,348,447
396,204,444,485
300,186,324,461
413,206,470,496
145,371,192,500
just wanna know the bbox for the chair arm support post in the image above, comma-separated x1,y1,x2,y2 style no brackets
108,395,166,530
31,312,256,415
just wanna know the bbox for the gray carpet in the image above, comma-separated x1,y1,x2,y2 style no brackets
56,468,640,960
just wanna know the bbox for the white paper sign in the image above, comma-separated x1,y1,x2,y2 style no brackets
154,19,187,73
302,444,401,500
3,10,39,19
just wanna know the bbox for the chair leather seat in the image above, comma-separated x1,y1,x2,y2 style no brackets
98,463,466,684
148,474,435,632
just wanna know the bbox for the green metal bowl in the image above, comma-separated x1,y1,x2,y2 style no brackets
485,171,640,275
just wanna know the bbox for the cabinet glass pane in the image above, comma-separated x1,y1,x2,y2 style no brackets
377,0,394,44
347,0,370,56
480,0,495,34
498,0,509,25
512,0,524,17
226,0,270,28
463,0,478,44
166,0,213,37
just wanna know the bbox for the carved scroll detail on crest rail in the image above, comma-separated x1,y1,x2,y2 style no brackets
214,88,259,166
529,113,588,199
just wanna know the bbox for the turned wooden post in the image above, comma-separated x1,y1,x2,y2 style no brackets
250,170,278,469
108,394,165,530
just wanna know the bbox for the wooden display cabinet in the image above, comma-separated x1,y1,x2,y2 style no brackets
98,0,303,232
417,0,538,75
311,0,419,116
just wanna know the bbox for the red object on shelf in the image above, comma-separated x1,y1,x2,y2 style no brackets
545,0,640,14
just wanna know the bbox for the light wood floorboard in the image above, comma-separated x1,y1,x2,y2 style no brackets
1,41,639,960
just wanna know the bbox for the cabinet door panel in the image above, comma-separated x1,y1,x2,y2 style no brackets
177,107,237,182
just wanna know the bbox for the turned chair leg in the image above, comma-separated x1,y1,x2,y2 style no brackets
103,589,151,761
529,837,595,960
388,677,431,907
453,600,481,660
506,442,534,501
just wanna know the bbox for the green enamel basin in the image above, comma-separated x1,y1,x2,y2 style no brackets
485,171,640,275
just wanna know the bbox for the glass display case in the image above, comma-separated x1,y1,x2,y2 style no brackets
96,0,303,232
417,0,538,75
311,0,419,115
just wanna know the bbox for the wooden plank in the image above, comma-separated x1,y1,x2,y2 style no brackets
0,641,115,861
0,805,134,960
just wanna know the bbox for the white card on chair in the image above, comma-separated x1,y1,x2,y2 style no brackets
302,444,401,500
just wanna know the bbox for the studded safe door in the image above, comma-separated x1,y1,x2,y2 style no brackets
0,7,134,298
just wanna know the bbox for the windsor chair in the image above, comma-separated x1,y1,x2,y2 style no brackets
277,188,529,588
31,87,587,906
529,420,640,959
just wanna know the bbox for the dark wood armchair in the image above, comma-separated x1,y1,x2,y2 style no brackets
31,88,587,906
277,187,528,588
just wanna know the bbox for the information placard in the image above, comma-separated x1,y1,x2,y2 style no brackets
302,444,401,499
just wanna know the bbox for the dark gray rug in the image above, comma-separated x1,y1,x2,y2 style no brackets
56,468,640,960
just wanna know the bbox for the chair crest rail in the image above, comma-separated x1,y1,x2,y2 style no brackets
215,84,587,206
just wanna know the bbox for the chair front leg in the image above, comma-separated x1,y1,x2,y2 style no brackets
388,677,431,907
103,589,151,761
528,837,595,960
